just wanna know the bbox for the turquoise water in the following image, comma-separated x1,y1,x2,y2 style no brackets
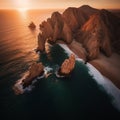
0,10,120,120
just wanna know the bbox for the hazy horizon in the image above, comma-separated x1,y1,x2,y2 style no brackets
0,6,120,11
0,0,120,9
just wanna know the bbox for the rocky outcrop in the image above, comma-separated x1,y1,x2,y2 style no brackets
37,5,99,52
37,33,46,51
63,5,98,32
37,5,120,61
13,62,45,95
45,38,55,60
45,38,54,54
22,62,44,88
99,9,120,54
58,54,75,76
28,22,36,29
76,9,120,60
37,12,73,51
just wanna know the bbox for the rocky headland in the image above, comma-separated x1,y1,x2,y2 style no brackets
37,5,120,88
13,62,44,94
22,62,44,88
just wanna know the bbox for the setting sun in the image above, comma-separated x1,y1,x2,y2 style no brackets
14,0,30,11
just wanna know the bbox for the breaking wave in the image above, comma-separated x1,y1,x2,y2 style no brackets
59,43,120,111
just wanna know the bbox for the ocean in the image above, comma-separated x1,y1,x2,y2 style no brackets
0,9,120,120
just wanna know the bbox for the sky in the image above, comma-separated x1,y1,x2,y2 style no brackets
0,0,120,9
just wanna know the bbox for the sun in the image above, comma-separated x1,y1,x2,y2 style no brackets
14,0,30,11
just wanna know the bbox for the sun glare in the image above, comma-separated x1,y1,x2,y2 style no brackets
17,8,29,19
14,0,30,12
17,8,29,12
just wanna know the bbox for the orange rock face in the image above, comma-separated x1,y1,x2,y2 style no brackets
37,5,120,61
59,54,75,75
37,33,46,51
37,12,73,52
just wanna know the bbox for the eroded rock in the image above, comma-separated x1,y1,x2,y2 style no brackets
37,5,120,61
59,54,75,76
45,38,55,60
22,62,44,88
13,62,45,95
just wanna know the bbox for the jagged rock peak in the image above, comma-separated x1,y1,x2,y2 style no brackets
79,5,94,9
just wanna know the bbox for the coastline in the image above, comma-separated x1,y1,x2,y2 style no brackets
58,42,120,89
89,53,120,89
58,41,120,89
58,42,120,110
37,5,120,90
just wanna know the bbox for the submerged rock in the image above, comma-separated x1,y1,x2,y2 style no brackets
58,54,75,76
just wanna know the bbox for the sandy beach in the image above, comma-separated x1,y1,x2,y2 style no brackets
89,53,120,89
57,40,120,89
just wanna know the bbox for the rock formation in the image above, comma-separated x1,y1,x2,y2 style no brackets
62,5,98,32
37,12,73,52
58,54,75,76
76,9,120,60
22,62,44,88
37,33,46,51
45,37,55,60
13,62,45,95
37,5,120,62
28,22,36,29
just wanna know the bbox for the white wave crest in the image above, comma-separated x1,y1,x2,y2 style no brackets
58,43,84,63
87,63,120,111
44,66,53,74
13,71,45,95
58,43,120,111
55,71,65,78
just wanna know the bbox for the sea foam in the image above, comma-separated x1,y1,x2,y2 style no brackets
58,43,120,111
58,44,84,63
87,63,120,111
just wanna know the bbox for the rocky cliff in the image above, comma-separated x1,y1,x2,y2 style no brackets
76,9,120,60
37,5,120,61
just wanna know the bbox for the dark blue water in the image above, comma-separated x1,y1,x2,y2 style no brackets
0,10,120,120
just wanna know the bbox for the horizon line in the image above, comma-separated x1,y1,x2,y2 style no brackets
0,7,120,10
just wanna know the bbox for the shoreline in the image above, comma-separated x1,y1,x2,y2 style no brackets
89,53,120,89
58,42,120,110
57,41,120,89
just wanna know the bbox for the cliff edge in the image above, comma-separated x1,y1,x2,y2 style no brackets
37,5,120,88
